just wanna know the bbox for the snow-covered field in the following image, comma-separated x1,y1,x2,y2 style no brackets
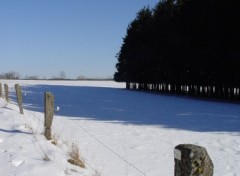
0,80,240,176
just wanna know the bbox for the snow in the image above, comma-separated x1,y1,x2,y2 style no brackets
0,80,240,176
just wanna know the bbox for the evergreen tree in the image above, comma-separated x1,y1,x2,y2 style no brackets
114,0,240,100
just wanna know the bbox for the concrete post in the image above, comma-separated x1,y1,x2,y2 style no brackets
0,83,2,97
174,144,214,176
4,84,9,102
15,84,24,114
44,92,54,140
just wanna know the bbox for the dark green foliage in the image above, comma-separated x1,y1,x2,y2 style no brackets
114,0,240,100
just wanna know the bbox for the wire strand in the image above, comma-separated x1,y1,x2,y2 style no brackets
71,119,148,176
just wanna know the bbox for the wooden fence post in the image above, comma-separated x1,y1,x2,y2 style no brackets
44,92,54,140
174,144,214,176
4,84,9,102
0,82,2,97
15,84,24,114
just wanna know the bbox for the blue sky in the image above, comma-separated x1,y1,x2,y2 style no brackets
0,0,159,79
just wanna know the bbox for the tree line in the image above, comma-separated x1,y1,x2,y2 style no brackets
0,71,20,79
114,0,240,100
0,71,113,81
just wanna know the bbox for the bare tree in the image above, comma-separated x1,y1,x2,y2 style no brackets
0,71,20,79
59,71,66,80
76,75,87,80
24,75,39,80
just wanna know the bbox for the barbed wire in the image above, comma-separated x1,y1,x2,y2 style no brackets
4,86,65,174
71,119,149,176
4,83,149,176
30,109,102,175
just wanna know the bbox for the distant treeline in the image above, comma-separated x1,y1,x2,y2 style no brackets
0,71,113,81
114,0,240,100
0,71,20,79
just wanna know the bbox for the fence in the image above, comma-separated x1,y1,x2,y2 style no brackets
0,82,214,176
0,82,2,97
15,84,24,114
4,84,9,102
44,92,54,140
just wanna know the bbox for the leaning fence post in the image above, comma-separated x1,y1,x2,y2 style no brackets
0,82,2,97
174,144,214,176
4,84,9,102
44,92,54,140
15,84,24,114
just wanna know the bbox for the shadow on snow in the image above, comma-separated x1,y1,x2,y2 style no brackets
10,85,240,132
0,128,32,135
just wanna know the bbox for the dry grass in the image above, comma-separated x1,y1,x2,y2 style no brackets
51,133,59,145
24,123,33,133
43,153,50,161
64,168,78,175
67,143,85,168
